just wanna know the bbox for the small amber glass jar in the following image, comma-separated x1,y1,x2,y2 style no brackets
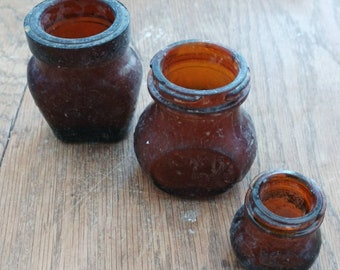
134,40,257,198
24,0,142,142
230,170,326,270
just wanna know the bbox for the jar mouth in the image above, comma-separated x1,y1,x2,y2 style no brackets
24,0,129,49
41,0,115,39
247,170,326,236
148,40,250,113
161,42,239,90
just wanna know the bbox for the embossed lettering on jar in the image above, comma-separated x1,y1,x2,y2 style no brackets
134,40,257,198
24,0,142,142
230,170,326,270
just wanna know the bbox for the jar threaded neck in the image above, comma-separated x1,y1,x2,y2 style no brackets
245,170,326,237
148,40,250,114
24,0,130,67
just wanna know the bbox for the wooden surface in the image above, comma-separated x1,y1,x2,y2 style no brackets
0,0,339,269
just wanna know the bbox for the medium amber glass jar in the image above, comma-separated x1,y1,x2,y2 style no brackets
24,0,142,142
134,40,257,198
230,170,326,270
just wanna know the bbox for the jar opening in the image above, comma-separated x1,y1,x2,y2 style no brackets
148,40,250,113
259,174,316,218
247,170,326,236
40,0,115,38
161,43,239,90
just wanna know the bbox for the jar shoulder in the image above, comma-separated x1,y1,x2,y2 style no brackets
27,46,142,82
135,103,256,142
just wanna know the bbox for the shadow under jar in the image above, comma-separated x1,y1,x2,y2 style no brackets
24,0,142,142
230,170,326,270
134,40,257,198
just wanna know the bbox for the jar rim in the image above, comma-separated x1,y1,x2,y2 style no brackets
148,40,251,113
24,0,130,67
24,0,129,49
246,170,326,236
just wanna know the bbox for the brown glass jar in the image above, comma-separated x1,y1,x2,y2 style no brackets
230,170,326,270
134,40,257,198
24,0,142,142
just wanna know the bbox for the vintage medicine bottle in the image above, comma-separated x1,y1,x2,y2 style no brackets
230,170,326,270
134,40,257,198
24,0,142,142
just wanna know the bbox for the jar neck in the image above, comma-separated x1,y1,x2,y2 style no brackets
245,170,326,237
24,0,130,67
156,102,240,121
148,40,250,114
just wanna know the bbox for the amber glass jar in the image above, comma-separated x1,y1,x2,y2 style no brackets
134,40,257,198
24,0,142,142
230,170,326,270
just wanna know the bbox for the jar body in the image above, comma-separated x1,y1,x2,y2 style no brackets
230,170,326,270
24,0,142,142
27,48,142,142
134,40,257,198
135,104,256,198
230,205,322,270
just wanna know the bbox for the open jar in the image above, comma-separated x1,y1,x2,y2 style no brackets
230,170,326,270
134,40,257,198
24,0,142,142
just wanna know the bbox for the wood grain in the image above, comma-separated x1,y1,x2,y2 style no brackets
0,0,339,269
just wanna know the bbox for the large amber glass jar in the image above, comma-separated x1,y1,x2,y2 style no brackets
134,40,257,198
24,0,142,142
230,170,326,270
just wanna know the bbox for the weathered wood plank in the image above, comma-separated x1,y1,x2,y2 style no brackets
0,0,339,269
0,0,40,161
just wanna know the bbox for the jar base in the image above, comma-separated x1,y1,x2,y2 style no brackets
52,126,130,143
146,148,240,198
152,179,233,199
